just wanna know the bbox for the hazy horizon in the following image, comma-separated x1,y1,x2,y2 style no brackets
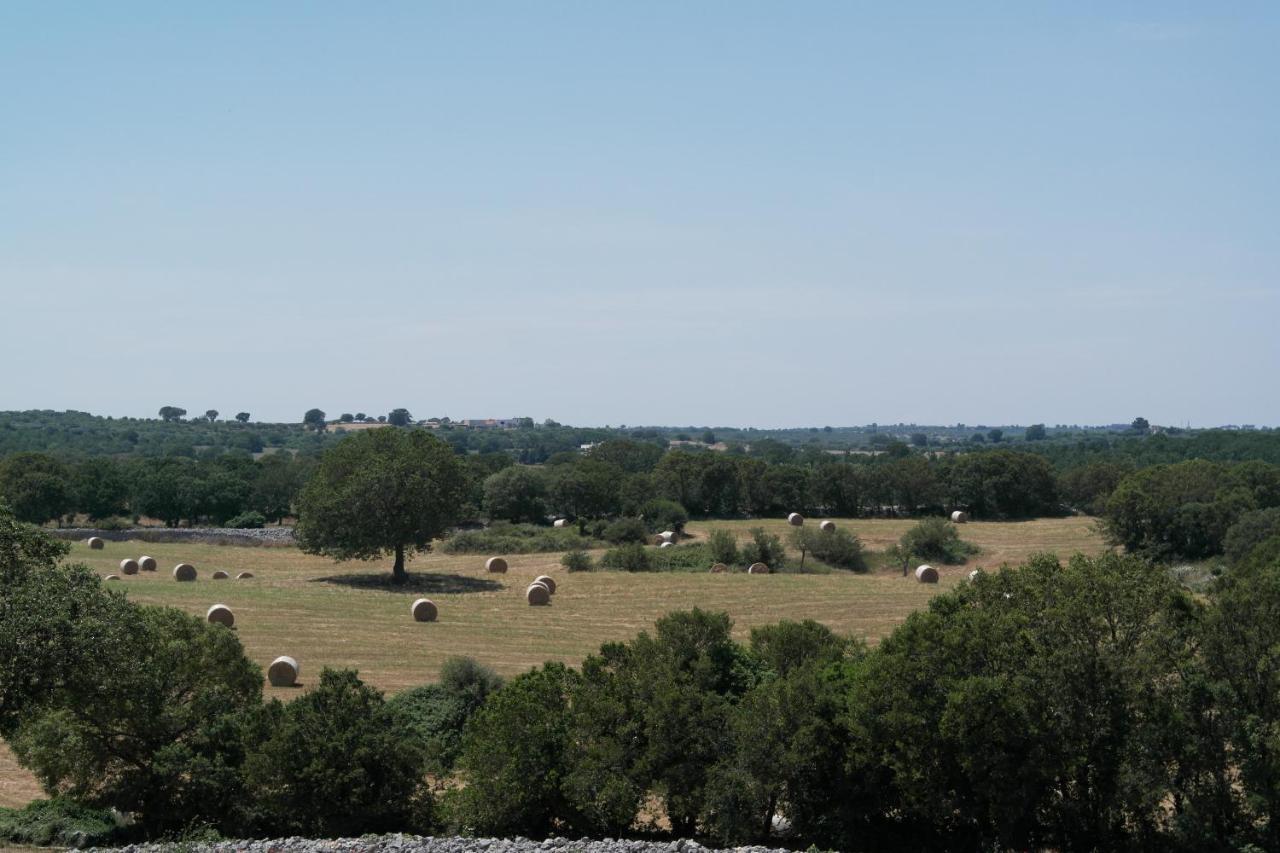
3,4,1277,428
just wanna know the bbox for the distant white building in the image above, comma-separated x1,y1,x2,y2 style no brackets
460,418,517,429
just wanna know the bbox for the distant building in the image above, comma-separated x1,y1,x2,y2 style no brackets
460,418,517,429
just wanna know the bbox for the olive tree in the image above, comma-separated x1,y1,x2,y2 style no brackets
295,428,468,583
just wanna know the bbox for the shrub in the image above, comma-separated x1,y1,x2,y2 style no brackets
224,510,266,529
244,668,431,836
790,527,867,572
93,516,132,531
707,528,739,565
0,798,124,848
639,499,689,534
602,516,648,544
599,542,652,572
387,657,503,778
649,543,714,571
898,518,978,565
739,527,786,570
442,522,592,554
561,550,594,572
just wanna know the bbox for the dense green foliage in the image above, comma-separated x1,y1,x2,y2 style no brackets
0,798,124,848
295,429,469,581
897,518,979,565
386,657,504,777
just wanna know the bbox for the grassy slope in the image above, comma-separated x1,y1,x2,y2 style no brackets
0,516,1105,808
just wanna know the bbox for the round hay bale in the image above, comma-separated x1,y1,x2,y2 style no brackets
104,574,120,581
819,520,836,533
968,569,982,581
410,598,438,622
236,571,254,580
659,541,674,549
211,570,229,580
553,518,569,528
659,530,676,544
267,656,299,687
710,563,729,573
138,555,157,572
533,575,557,595
87,536,105,550
915,565,939,584
951,510,969,524
485,557,508,574
119,558,139,576
206,604,235,628
173,563,197,582
787,512,805,527
526,582,551,606
748,562,770,574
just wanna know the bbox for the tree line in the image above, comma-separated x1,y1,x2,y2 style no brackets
4,505,1280,850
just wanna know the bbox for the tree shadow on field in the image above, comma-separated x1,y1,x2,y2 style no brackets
310,572,503,595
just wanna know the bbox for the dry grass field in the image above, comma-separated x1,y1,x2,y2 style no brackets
0,516,1106,809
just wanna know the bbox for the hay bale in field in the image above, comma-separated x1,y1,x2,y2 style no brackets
104,574,120,581
788,512,804,527
236,571,254,579
915,565,939,584
659,541,674,549
211,570,229,580
119,558,139,576
553,518,569,528
968,569,982,581
951,510,969,524
748,562,770,574
87,536,105,550
173,563,197,582
710,563,729,573
533,575,557,594
526,582,551,606
206,604,235,628
411,598,438,622
819,520,836,533
138,555,157,572
659,530,675,544
268,656,299,687
485,557,508,574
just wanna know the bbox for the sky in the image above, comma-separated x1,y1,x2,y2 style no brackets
1,2,1277,429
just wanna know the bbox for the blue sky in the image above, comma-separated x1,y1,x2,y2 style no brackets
2,3,1276,427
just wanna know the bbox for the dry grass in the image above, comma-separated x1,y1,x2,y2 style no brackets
0,516,1105,808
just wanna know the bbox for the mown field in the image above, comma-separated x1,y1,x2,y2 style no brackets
0,516,1106,808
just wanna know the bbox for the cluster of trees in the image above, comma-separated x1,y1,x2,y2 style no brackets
477,442,1063,524
0,452,315,528
1102,459,1280,560
6,501,1280,850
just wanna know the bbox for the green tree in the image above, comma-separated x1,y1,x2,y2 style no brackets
387,657,504,778
204,409,219,422
898,517,977,564
339,413,355,423
302,408,327,432
234,412,250,423
157,406,186,422
244,669,430,836
988,428,1003,443
452,663,580,836
482,466,548,524
0,453,74,524
71,457,130,520
388,408,413,427
295,428,468,583
10,604,263,833
1025,423,1047,441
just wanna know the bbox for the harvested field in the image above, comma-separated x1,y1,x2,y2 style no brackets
1,517,1106,808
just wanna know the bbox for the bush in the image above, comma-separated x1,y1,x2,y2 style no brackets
898,518,978,564
387,657,503,778
639,499,689,534
707,529,739,565
599,542,652,572
0,798,124,848
244,668,431,836
602,516,649,544
649,543,714,571
561,550,594,572
224,510,266,529
442,522,592,554
739,527,786,570
790,527,867,572
93,516,133,531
